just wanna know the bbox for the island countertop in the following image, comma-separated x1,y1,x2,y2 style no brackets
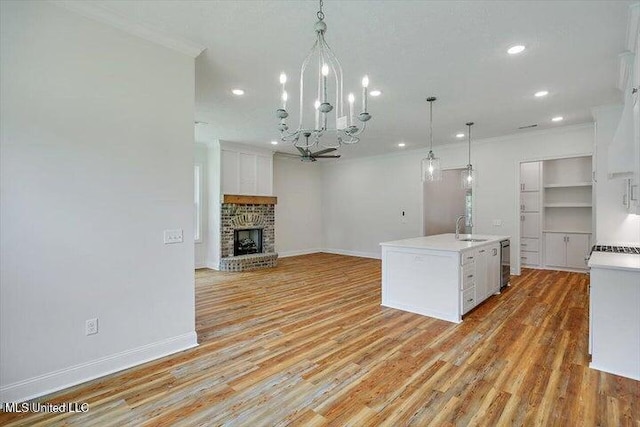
380,233,510,252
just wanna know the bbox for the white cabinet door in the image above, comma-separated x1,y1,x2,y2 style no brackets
520,162,540,192
520,192,539,212
545,233,566,268
475,248,488,302
521,212,540,238
487,244,501,295
565,234,590,269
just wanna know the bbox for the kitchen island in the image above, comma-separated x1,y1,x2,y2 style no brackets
588,248,640,380
380,233,509,323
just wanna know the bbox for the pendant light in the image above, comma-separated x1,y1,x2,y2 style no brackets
421,97,442,182
461,122,474,189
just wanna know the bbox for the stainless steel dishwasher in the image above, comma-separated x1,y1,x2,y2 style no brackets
500,240,510,289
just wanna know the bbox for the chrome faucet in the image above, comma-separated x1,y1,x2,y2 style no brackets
455,215,466,240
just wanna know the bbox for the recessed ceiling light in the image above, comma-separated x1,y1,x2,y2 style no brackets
507,45,526,55
231,89,245,96
534,90,549,97
370,90,382,97
270,140,278,145
551,116,564,122
456,133,465,138
398,143,406,147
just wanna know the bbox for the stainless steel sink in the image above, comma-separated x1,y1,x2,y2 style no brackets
459,238,488,242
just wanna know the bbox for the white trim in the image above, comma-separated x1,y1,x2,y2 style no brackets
322,248,381,260
278,248,322,258
205,262,220,271
194,163,203,243
49,1,206,58
0,332,198,403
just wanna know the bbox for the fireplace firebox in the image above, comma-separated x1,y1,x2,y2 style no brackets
234,228,263,256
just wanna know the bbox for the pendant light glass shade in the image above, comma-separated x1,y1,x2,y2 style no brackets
461,122,474,189
461,164,474,189
422,152,442,182
421,97,442,182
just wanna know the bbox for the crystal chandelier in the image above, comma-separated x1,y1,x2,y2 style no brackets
461,122,474,189
421,97,442,182
276,0,372,149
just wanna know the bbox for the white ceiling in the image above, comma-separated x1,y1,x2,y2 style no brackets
85,0,632,159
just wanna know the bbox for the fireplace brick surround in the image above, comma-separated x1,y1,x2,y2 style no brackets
219,195,278,271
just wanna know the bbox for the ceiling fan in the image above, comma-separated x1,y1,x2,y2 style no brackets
276,132,341,162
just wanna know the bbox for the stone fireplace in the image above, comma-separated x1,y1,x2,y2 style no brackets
219,195,278,271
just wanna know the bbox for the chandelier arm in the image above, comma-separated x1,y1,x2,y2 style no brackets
344,121,367,139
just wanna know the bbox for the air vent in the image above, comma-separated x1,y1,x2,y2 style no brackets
518,124,538,129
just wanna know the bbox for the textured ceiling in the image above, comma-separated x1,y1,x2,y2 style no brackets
85,0,631,159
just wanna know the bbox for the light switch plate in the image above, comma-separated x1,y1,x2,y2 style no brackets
492,219,502,226
164,229,184,244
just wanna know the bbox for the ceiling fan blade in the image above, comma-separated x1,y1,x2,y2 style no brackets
296,146,307,156
311,148,337,156
313,155,341,158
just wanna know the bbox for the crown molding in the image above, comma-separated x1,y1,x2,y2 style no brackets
49,1,206,58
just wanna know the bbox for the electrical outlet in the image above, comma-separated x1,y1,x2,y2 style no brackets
85,318,98,336
163,229,183,244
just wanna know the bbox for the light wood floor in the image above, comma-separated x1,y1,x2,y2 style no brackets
2,253,638,426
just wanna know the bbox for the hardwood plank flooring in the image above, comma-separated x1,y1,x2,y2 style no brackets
1,253,638,426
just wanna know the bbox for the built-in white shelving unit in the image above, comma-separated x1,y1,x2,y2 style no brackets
542,156,593,271
519,155,594,272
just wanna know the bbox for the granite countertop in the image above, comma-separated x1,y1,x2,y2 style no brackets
380,233,510,252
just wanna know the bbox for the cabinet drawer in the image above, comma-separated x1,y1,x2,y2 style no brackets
462,287,476,314
521,252,540,265
520,238,539,252
462,263,476,290
461,251,476,266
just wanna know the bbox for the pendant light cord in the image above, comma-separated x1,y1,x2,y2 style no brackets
426,97,436,153
468,124,471,165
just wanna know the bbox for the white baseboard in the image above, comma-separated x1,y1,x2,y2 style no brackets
322,248,381,260
278,248,322,258
0,331,198,403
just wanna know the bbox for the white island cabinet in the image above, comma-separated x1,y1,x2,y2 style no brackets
380,234,509,323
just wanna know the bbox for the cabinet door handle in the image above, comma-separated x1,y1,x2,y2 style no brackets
467,298,474,302
467,274,474,278
522,243,527,246
479,249,486,253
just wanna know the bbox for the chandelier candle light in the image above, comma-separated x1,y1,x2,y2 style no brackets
421,96,442,182
461,122,475,189
276,0,372,148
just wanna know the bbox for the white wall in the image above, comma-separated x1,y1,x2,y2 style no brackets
593,105,640,243
0,1,197,401
195,143,209,268
320,124,594,265
273,157,323,256
321,153,424,258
